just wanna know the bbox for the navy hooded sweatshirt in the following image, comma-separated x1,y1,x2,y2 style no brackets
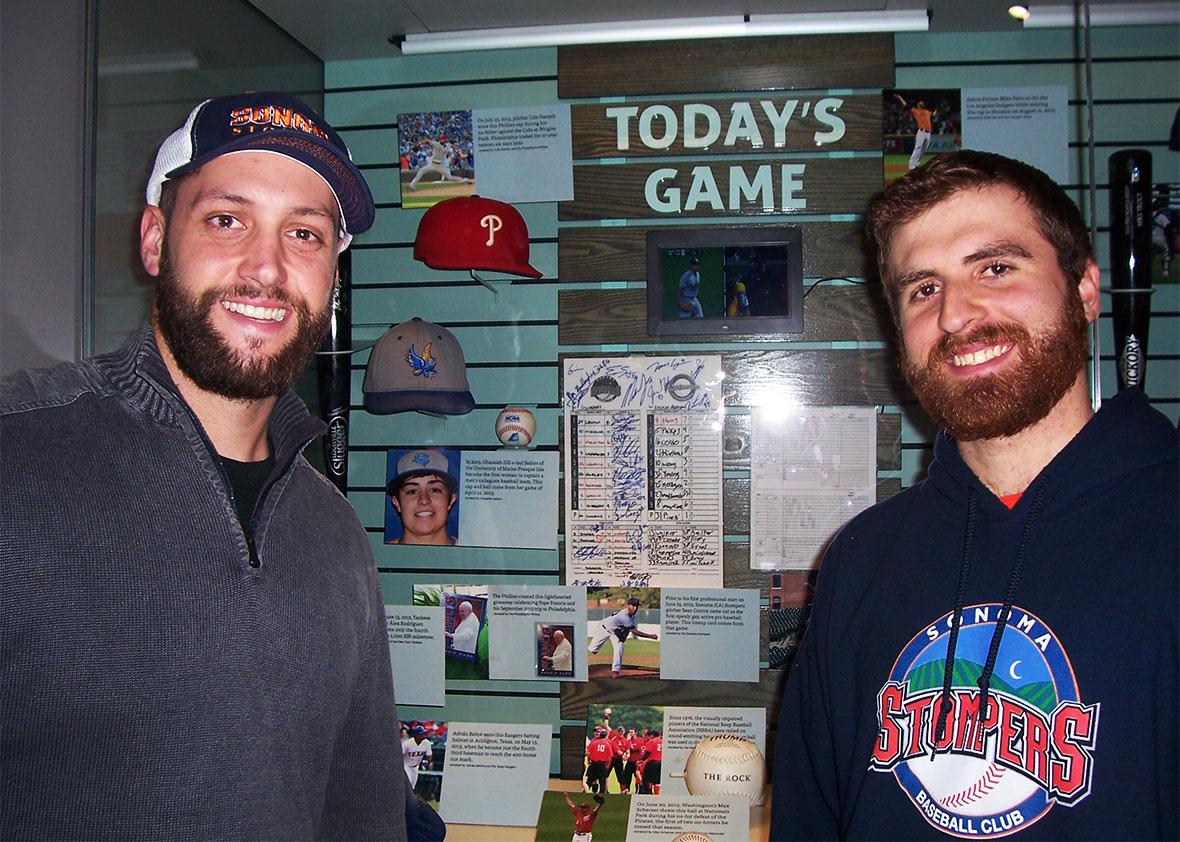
770,388,1178,840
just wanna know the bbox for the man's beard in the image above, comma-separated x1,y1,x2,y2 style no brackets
153,246,332,401
900,290,1090,441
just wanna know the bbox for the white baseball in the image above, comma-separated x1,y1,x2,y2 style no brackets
683,734,765,805
603,708,612,718
496,406,536,447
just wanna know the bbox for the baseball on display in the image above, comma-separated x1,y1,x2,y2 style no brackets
495,406,536,447
682,734,766,805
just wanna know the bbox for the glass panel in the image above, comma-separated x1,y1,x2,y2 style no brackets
92,0,322,355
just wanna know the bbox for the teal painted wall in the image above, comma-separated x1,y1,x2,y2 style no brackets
325,28,1179,771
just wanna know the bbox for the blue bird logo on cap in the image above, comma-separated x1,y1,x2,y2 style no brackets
413,452,431,468
405,342,437,378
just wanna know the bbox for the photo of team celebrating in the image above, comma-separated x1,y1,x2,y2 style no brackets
582,704,664,796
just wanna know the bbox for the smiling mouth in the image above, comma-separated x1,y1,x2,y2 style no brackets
951,343,1012,368
222,300,287,322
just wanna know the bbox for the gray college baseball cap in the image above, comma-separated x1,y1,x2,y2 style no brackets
363,317,475,415
388,449,458,495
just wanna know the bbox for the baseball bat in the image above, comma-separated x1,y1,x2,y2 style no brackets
316,249,352,492
1108,149,1153,392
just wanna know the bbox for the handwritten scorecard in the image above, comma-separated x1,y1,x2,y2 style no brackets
563,355,724,588
749,405,877,570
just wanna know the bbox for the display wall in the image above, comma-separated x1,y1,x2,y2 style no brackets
321,25,1179,778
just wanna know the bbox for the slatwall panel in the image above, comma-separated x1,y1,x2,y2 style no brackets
324,26,1180,776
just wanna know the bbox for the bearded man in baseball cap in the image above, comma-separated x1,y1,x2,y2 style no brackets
1,93,406,839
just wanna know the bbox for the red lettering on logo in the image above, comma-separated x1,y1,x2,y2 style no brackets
1050,701,1099,804
870,682,906,768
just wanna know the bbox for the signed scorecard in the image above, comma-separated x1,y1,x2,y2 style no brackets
562,355,724,588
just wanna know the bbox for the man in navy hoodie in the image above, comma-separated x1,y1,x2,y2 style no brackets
771,151,1178,840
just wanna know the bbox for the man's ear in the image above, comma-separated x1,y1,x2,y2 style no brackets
1076,258,1102,324
139,206,166,277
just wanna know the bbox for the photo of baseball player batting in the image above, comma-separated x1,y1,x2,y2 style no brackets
586,588,660,679
399,719,447,807
584,704,665,797
398,110,476,208
881,88,961,182
536,623,576,678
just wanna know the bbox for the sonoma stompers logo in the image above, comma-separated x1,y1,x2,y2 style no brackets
869,604,1099,838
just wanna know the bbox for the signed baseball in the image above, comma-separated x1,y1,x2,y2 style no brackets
683,734,765,805
496,406,536,447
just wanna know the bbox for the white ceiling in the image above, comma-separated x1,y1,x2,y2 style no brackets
243,0,1120,62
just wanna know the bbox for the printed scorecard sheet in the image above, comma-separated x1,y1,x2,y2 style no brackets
563,355,724,588
750,406,877,570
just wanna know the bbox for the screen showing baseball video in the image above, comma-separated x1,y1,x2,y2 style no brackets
646,226,803,336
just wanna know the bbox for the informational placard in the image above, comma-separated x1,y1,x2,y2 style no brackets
473,104,573,204
626,795,748,842
385,448,558,549
458,451,559,549
385,605,445,708
750,406,876,570
962,86,1068,184
660,707,766,800
439,722,552,826
563,355,725,589
660,588,759,682
487,585,588,681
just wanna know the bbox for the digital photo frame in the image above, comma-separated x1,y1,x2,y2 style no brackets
646,226,804,337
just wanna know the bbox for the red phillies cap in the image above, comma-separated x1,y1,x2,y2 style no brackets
414,196,542,278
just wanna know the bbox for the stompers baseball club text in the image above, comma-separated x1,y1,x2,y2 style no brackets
868,604,1098,837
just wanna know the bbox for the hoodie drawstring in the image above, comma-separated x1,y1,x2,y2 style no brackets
932,488,976,758
931,480,1047,759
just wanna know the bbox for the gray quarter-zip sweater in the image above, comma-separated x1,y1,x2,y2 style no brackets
1,324,406,840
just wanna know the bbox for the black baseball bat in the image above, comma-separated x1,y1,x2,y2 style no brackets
317,249,352,492
1108,149,1153,392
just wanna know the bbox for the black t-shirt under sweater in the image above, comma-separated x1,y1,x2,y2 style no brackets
220,452,274,528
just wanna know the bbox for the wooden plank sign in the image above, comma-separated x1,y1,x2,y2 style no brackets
570,95,882,159
558,35,894,97
560,157,881,220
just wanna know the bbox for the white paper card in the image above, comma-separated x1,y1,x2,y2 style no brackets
962,86,1069,183
439,722,552,826
458,450,559,549
627,795,748,842
385,605,444,707
488,585,588,681
660,588,759,682
661,707,767,799
473,105,573,204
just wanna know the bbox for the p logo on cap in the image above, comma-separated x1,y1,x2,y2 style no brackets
414,196,541,278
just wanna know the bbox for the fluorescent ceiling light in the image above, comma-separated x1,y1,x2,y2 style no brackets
400,17,747,54
746,9,930,35
398,9,930,55
1022,2,1180,27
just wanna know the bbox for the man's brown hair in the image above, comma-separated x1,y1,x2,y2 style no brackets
867,150,1092,320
